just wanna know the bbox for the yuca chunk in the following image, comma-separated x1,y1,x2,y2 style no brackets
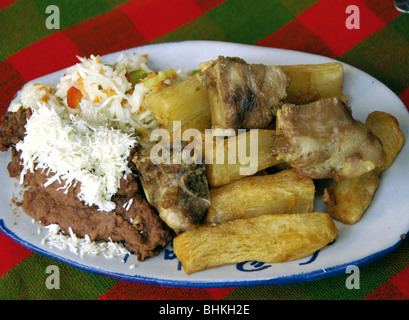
173,212,337,275
205,170,315,224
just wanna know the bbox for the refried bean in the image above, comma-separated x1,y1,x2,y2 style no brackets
0,107,174,261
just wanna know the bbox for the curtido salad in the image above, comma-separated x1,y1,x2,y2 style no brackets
9,53,193,138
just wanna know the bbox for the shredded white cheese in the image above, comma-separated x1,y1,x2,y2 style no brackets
42,224,130,258
123,198,134,211
16,102,137,212
7,53,185,256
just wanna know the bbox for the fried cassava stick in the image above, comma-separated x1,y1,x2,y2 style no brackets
205,170,315,224
173,212,337,275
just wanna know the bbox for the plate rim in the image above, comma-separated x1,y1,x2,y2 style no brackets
1,217,407,288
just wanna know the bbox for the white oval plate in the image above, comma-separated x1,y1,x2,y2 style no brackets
1,41,408,288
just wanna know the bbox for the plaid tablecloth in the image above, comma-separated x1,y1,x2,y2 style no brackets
1,0,409,301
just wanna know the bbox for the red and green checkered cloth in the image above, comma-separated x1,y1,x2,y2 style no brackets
1,0,409,300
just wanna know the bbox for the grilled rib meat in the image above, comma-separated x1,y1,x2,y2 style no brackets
270,97,386,180
133,142,210,234
199,56,289,129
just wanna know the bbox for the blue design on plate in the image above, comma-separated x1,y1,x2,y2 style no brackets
298,239,336,265
163,247,182,271
298,251,320,265
236,261,272,272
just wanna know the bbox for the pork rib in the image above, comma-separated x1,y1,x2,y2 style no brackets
270,97,386,180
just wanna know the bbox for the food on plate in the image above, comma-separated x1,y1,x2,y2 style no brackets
204,169,315,224
279,62,347,105
365,111,405,171
0,106,173,260
323,170,380,225
133,142,210,234
0,52,185,260
53,54,161,136
204,129,281,186
270,97,386,180
198,56,290,129
0,50,405,275
14,103,138,212
144,74,211,136
145,61,346,135
323,111,405,224
0,106,32,152
21,169,173,261
173,212,338,275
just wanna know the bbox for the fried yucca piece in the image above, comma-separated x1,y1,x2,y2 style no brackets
144,74,210,127
161,110,211,140
324,111,405,224
323,170,380,224
365,111,405,170
204,129,281,187
173,212,338,275
205,170,315,224
280,62,347,105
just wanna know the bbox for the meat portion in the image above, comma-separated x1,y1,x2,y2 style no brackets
1,107,174,261
199,56,289,129
270,97,386,180
133,142,211,234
